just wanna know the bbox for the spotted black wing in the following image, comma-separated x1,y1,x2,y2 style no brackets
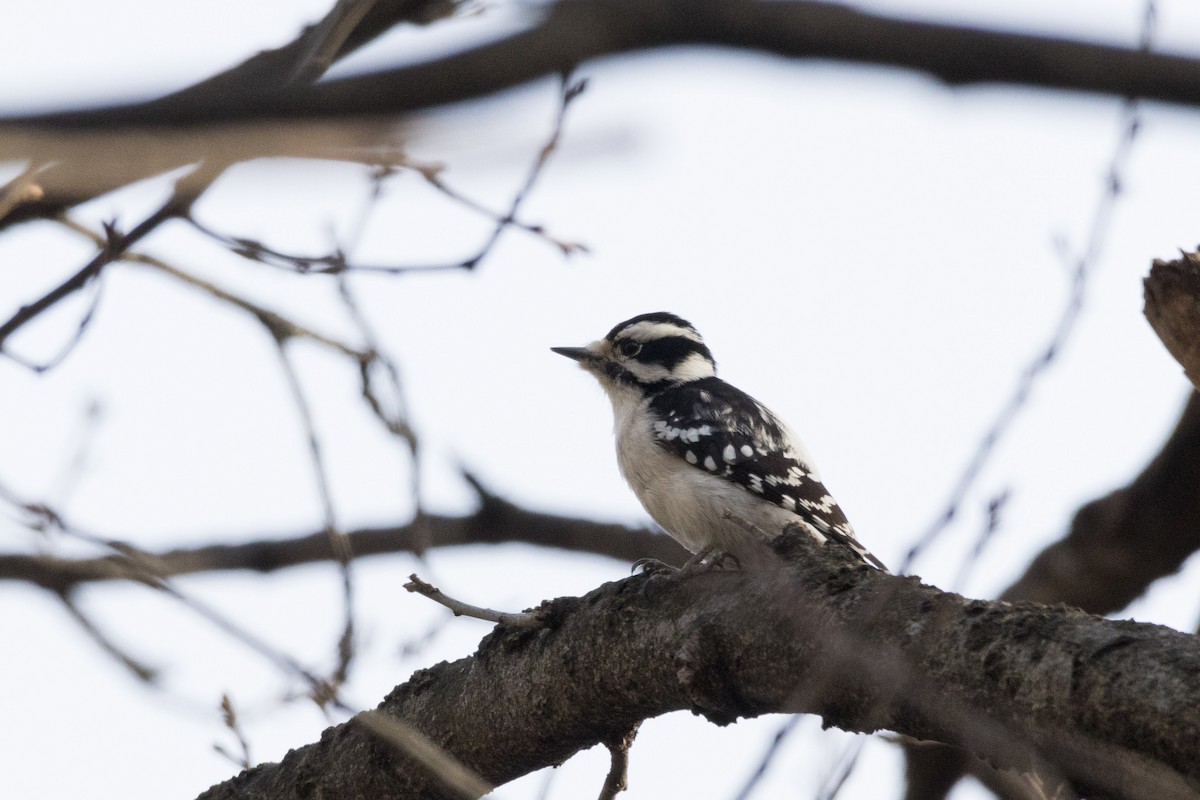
648,377,886,569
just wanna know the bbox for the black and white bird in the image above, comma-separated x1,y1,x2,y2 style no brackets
553,312,885,571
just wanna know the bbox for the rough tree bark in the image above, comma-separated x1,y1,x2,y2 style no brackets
1146,252,1200,390
197,531,1200,800
904,253,1200,800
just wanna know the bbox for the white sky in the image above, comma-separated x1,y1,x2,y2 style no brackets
2,2,1200,799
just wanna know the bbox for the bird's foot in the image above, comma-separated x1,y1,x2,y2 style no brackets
680,547,740,576
631,557,677,576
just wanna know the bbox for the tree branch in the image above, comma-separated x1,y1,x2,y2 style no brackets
404,574,547,628
0,0,461,229
1145,252,1200,389
11,0,1200,137
904,390,1200,797
0,489,687,592
196,532,1200,800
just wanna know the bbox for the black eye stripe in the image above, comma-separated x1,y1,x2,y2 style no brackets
634,337,713,369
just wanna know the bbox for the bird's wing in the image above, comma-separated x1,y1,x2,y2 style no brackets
648,378,887,570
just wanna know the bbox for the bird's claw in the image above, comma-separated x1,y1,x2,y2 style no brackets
632,557,677,576
680,548,740,575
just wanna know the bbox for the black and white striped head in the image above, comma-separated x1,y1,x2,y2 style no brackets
552,312,717,391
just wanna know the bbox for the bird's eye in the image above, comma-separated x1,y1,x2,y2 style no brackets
618,340,642,358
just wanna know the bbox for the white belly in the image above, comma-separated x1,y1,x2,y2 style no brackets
612,395,803,565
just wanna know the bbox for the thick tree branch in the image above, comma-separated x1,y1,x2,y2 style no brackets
196,532,1200,800
11,0,1200,135
0,0,460,229
905,384,1200,796
905,244,1200,800
1000,391,1200,612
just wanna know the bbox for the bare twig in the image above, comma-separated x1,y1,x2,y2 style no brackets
902,84,1145,574
3,486,490,795
215,694,253,770
411,158,587,256
598,724,639,800
950,489,1010,593
354,710,494,799
818,738,866,800
185,77,587,277
733,715,804,800
456,74,589,271
404,574,547,628
270,339,358,696
0,170,213,361
0,164,46,219
59,219,368,356
287,0,383,86
56,590,159,683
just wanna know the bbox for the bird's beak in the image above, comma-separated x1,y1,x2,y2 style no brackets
550,346,591,363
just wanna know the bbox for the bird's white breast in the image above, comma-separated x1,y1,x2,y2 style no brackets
609,388,801,563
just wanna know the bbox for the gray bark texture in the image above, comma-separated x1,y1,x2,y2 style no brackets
197,531,1200,800
903,254,1200,800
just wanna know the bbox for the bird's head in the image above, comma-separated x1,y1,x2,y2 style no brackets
552,312,716,392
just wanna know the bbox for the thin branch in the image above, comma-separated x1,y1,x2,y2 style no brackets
732,715,803,800
597,724,639,800
0,483,686,592
183,80,587,277
456,73,588,272
57,590,159,683
2,488,491,796
0,275,106,374
404,574,547,628
270,338,358,694
411,158,587,256
902,6,1160,797
287,0,384,86
0,164,46,219
215,694,253,770
354,710,494,799
58,220,365,357
0,170,213,360
818,738,866,800
902,87,1144,573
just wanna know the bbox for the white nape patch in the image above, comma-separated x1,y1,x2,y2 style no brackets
670,351,716,382
722,444,736,463
685,450,698,464
740,445,754,457
703,455,717,471
621,320,703,345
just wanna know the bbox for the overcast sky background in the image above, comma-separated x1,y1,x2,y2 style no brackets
3,1,1200,798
